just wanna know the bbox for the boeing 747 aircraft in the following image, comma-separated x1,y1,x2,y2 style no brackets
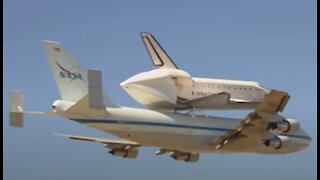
9,41,310,162
121,32,269,111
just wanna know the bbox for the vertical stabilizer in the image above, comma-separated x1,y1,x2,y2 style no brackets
141,32,179,69
9,91,24,127
42,41,117,107
43,41,88,102
88,69,105,109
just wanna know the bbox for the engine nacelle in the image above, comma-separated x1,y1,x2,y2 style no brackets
283,119,300,133
169,152,199,163
263,136,290,149
268,119,300,133
109,149,138,159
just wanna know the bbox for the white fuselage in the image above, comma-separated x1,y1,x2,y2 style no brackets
121,69,268,110
61,106,311,154
181,77,267,102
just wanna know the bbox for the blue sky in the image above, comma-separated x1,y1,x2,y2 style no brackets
4,0,316,180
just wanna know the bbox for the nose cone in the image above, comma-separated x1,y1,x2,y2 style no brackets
120,79,131,89
120,75,144,91
297,130,312,151
120,71,152,89
304,131,312,145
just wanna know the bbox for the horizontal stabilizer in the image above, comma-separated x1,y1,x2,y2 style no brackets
9,91,24,127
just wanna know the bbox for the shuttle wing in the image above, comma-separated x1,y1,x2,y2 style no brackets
209,89,290,149
141,32,179,69
229,98,250,103
181,92,230,109
176,92,259,110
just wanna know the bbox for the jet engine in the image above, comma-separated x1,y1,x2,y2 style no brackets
263,136,290,149
108,149,138,159
268,119,300,133
169,152,199,162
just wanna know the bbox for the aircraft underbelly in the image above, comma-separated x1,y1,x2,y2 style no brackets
81,122,307,154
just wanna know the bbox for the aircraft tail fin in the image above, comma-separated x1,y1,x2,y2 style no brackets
9,91,24,127
141,32,179,69
43,40,88,102
42,41,117,107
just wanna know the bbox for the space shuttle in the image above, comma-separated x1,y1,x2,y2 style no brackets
121,32,270,111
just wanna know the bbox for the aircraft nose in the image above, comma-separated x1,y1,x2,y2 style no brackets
120,80,130,89
300,131,312,149
120,77,137,89
120,73,147,89
120,80,129,88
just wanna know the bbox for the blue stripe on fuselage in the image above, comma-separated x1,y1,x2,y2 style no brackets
71,119,231,132
70,119,311,140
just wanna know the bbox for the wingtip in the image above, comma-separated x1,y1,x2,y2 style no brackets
50,133,69,137
42,40,60,44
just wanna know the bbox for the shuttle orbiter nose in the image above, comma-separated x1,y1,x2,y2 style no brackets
120,78,132,89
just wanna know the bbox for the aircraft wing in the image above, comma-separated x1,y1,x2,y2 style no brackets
53,133,140,149
178,92,259,110
209,89,290,149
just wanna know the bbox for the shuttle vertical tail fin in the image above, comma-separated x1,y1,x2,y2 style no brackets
141,32,179,69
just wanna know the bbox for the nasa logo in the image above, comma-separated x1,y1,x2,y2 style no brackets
56,61,83,80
